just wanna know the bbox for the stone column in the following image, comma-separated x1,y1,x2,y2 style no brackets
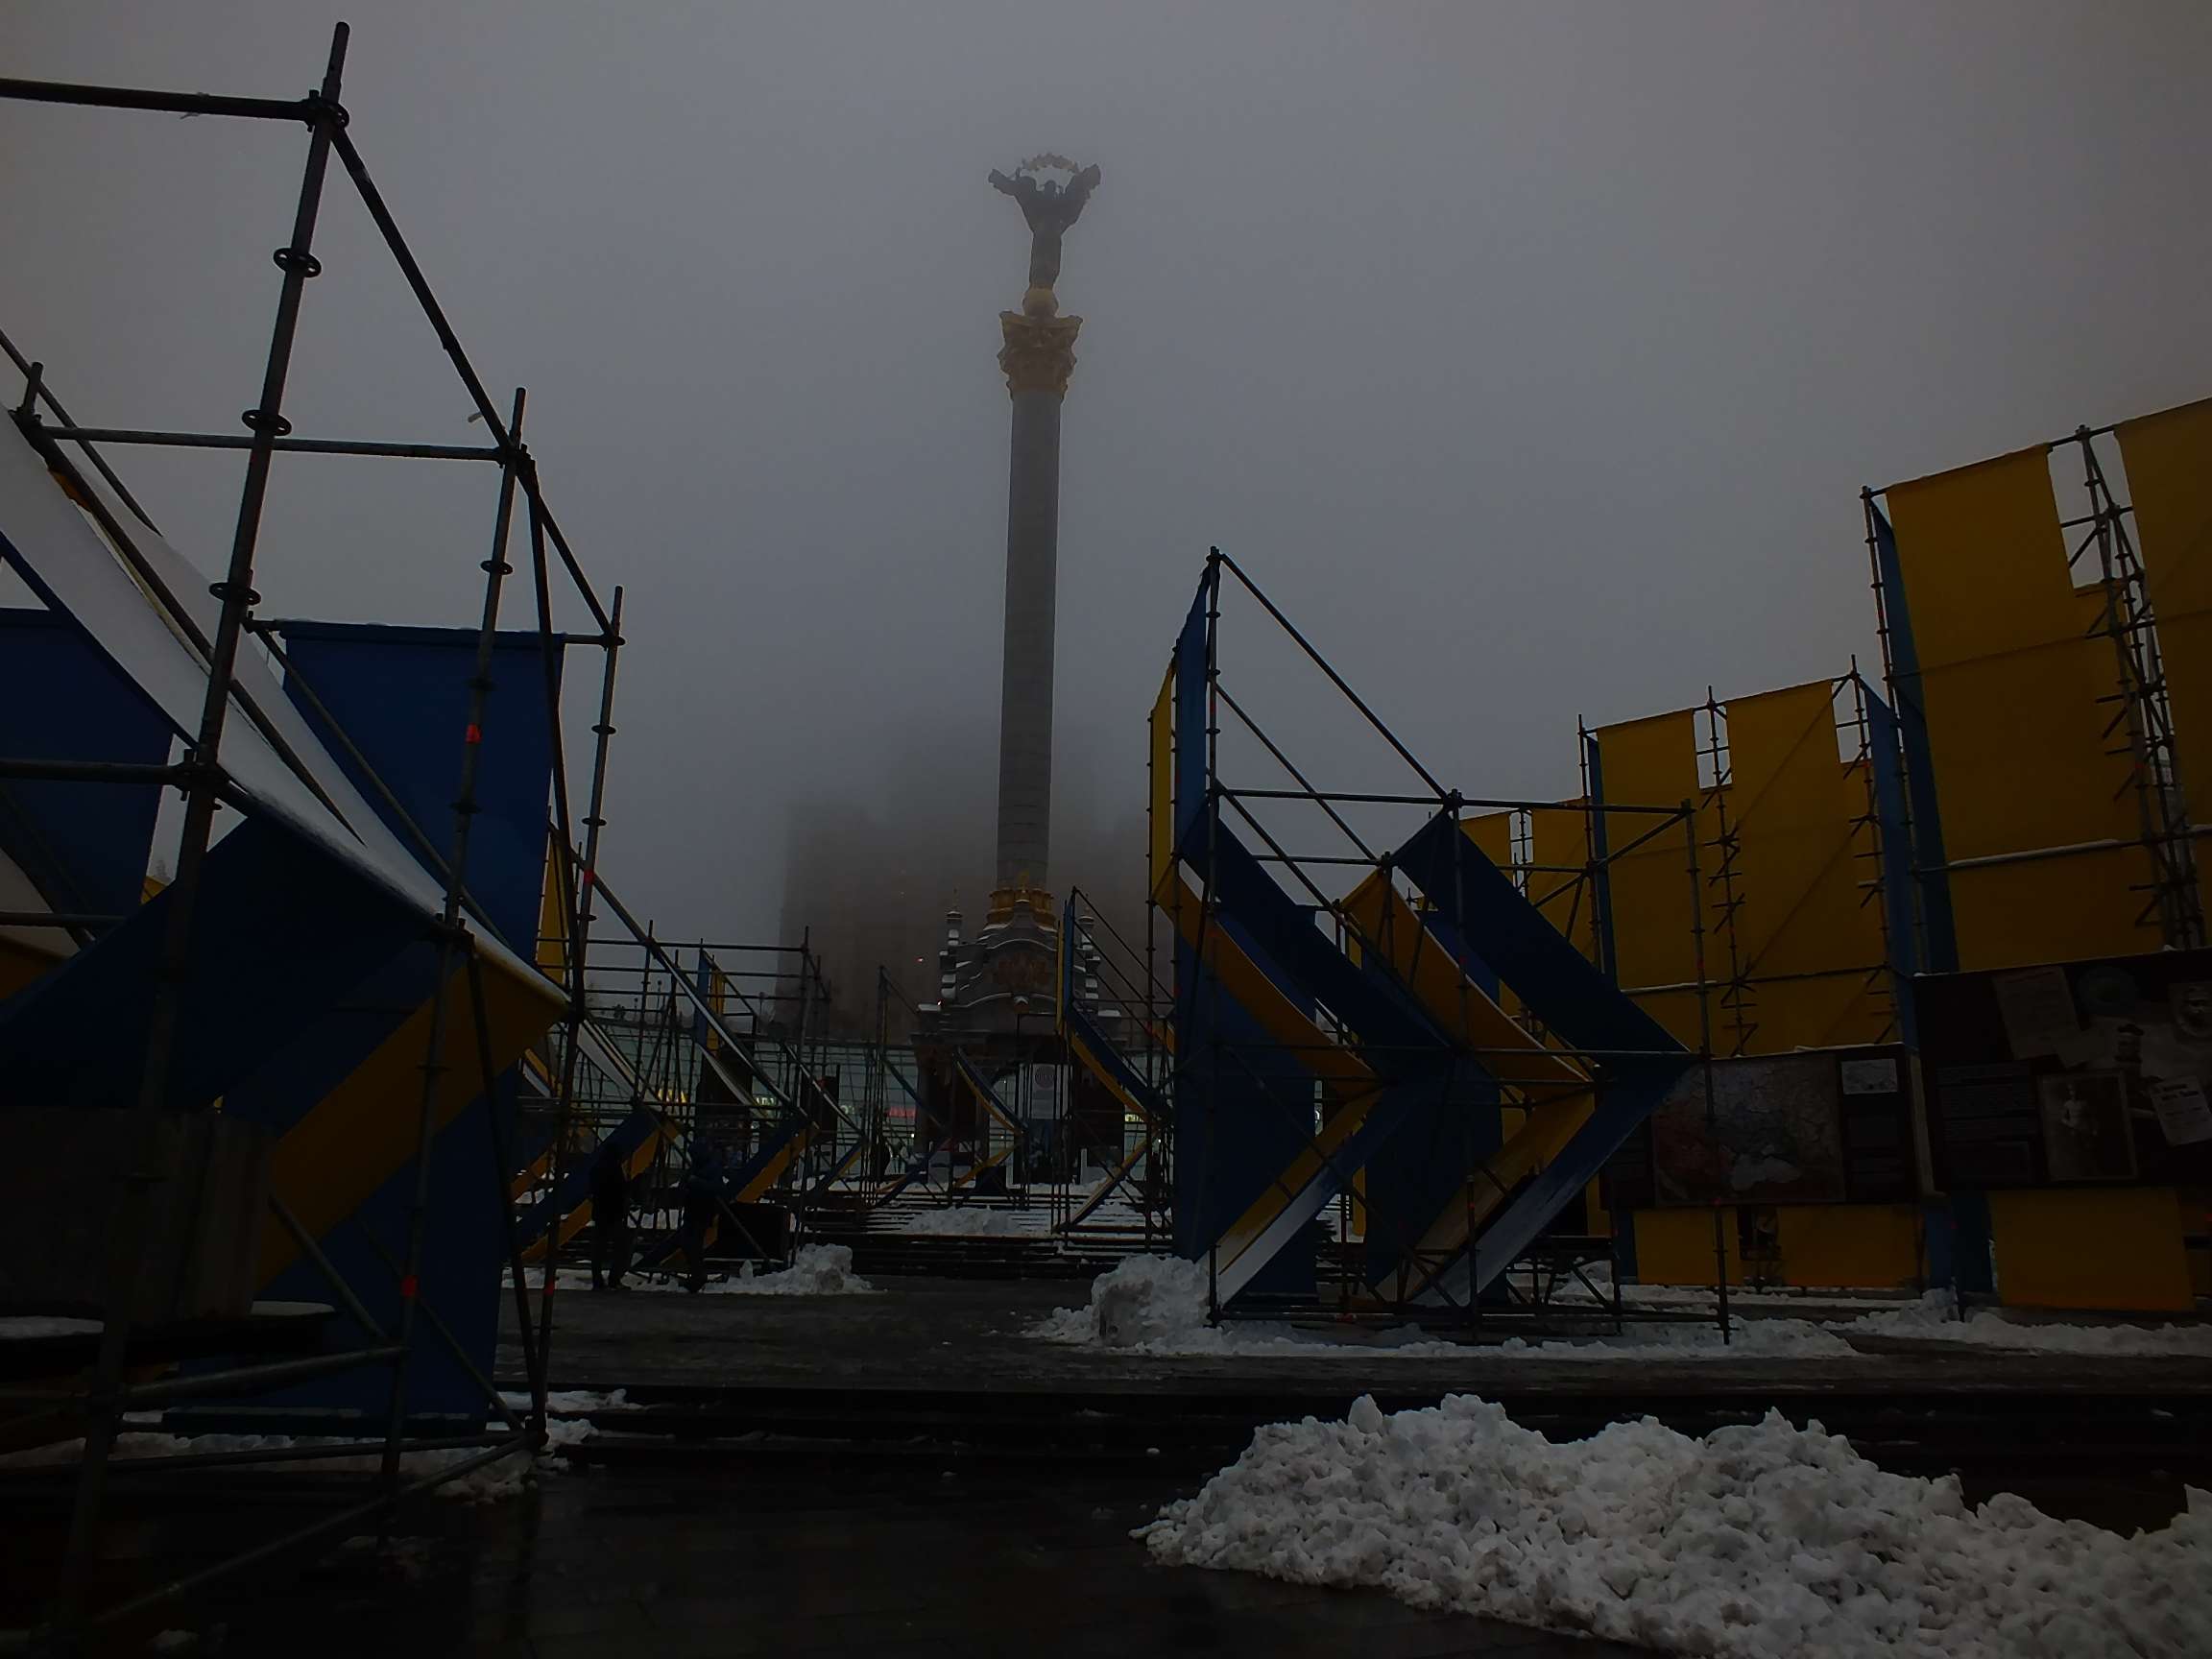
992,307,1081,902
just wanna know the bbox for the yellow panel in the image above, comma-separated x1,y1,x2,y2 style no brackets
1774,1204,1921,1287
1630,1207,1743,1286
1462,810,1512,868
0,933,65,999
2117,399,2212,907
1886,448,2157,969
1337,878,1586,1093
1148,665,1174,902
1527,803,1597,959
1987,1186,2193,1311
1595,709,1707,1044
1166,872,1374,1103
258,953,565,1286
1403,1089,1597,1280
1725,682,1888,1051
1953,849,2165,969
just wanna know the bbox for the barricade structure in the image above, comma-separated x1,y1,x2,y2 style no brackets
507,931,849,1276
0,27,644,1641
1861,405,2212,1311
1145,550,1710,1323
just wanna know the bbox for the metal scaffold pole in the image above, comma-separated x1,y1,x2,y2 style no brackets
55,26,351,1628
381,385,528,1486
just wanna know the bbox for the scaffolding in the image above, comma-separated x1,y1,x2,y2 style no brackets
1152,549,1732,1335
0,29,633,1645
1864,420,2207,975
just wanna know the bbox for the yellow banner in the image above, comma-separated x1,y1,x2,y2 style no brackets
1595,709,1705,1043
1886,447,2157,967
1726,681,1887,1050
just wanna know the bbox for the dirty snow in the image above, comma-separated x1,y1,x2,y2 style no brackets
0,1315,102,1340
1032,1258,2207,1364
1141,1394,2212,1658
548,1243,876,1296
1028,1257,1853,1359
1852,1291,2212,1358
892,1205,1033,1237
495,1388,631,1450
706,1243,876,1295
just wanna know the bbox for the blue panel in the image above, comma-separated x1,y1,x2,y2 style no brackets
1945,1189,1993,1295
1390,805,1690,1301
1358,1063,1501,1291
1196,825,1445,1058
1466,1059,1681,1289
1415,904,1500,1000
0,609,169,919
1068,999,1163,1119
272,621,563,954
1392,808,1683,1059
510,1107,660,1251
691,950,713,1053
1582,732,1619,980
236,620,565,1425
1171,572,1212,855
1863,685,1921,1046
1870,505,1958,973
1172,933,1318,1299
1356,892,1504,1290
0,814,423,1110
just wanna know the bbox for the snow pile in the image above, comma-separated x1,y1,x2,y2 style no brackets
547,1246,876,1296
1032,1254,1219,1349
1141,1395,2212,1658
495,1388,630,1450
1092,1254,1213,1348
708,1243,876,1296
1030,1257,1853,1359
1491,1318,1852,1360
896,1205,1033,1237
0,1315,102,1340
1850,1291,2212,1358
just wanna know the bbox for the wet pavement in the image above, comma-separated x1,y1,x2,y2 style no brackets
4,1451,1653,1657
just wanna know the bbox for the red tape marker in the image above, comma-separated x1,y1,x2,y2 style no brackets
399,1275,420,1301
465,723,483,745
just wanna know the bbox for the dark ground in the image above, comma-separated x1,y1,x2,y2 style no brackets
6,1276,2206,1654
507,1274,2212,1404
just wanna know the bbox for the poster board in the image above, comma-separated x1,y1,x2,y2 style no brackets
1915,947,2212,1189
1608,1045,1916,1209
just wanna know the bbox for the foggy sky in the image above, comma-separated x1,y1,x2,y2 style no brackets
5,3,2210,971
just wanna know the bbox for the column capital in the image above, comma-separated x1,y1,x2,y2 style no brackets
998,309,1083,398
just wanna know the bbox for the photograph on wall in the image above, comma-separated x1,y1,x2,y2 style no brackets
1916,947,2212,1189
2035,1071,2136,1181
1650,1052,1847,1206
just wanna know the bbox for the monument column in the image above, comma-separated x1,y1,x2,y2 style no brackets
988,156,1099,908
993,309,1080,898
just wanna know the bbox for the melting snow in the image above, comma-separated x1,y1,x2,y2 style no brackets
0,1315,102,1340
893,1205,1034,1237
1032,1259,2209,1363
548,1243,877,1296
706,1243,876,1296
1029,1257,1855,1359
1852,1291,2212,1357
1141,1394,2212,1658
